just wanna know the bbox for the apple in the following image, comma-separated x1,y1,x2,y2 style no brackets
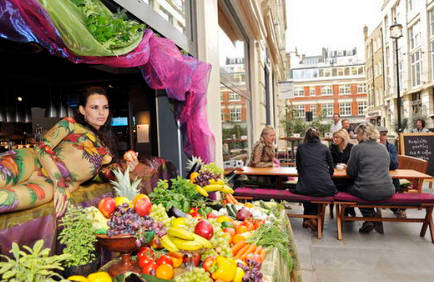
194,220,214,240
98,197,116,218
134,197,152,217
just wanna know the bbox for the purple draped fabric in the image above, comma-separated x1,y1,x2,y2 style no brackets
0,0,215,162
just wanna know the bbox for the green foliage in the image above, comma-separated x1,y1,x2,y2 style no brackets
71,0,145,50
150,177,205,213
280,108,331,137
0,240,70,282
58,205,97,267
222,123,247,140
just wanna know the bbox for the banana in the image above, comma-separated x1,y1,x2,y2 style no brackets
167,227,195,241
221,185,234,194
195,185,209,197
209,179,225,186
171,237,203,251
160,235,179,252
192,234,212,249
202,184,224,192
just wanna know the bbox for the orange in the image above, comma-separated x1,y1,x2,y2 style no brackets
156,264,174,280
190,172,200,183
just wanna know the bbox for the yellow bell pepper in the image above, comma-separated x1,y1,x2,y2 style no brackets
87,272,112,282
233,267,245,282
211,256,237,282
217,215,234,224
67,275,89,282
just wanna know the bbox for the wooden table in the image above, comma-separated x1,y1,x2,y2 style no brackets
235,167,432,189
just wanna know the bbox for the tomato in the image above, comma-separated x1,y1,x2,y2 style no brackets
138,256,153,269
192,252,201,266
156,255,173,267
242,220,255,231
167,252,183,268
155,264,174,280
183,253,201,267
223,227,236,240
207,212,218,219
141,261,157,275
202,256,216,272
137,247,153,260
254,219,265,229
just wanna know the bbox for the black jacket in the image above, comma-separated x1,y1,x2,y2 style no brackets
329,143,353,166
294,139,337,196
347,140,395,201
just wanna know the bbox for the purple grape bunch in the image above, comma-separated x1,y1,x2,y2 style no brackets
238,260,263,282
106,203,167,239
195,170,219,186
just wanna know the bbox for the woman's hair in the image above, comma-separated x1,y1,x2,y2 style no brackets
261,125,275,138
304,127,320,143
354,123,379,142
415,118,426,128
333,129,349,151
74,86,118,161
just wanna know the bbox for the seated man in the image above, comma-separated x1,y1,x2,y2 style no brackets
342,119,357,139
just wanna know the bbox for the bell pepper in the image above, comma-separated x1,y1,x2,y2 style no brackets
87,272,112,282
211,256,237,282
67,276,89,282
233,267,245,282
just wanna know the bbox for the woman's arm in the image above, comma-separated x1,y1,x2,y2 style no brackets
34,118,75,216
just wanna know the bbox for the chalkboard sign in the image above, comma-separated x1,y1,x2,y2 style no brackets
400,133,434,176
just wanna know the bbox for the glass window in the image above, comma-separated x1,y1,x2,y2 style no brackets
309,87,316,96
311,104,316,118
338,67,344,76
324,68,331,77
219,19,250,163
351,67,358,75
344,67,350,76
409,21,421,50
151,0,187,34
294,105,305,118
431,9,434,36
339,103,352,116
332,68,337,77
294,87,304,97
357,83,366,93
358,66,364,75
339,84,351,95
323,103,334,117
319,69,324,77
321,86,332,95
358,101,368,115
411,50,422,87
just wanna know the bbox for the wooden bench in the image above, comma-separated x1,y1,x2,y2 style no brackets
234,187,333,239
334,192,434,243
397,155,429,192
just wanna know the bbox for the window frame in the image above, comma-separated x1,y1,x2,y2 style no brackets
339,102,352,116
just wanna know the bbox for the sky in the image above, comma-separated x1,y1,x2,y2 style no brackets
286,0,383,59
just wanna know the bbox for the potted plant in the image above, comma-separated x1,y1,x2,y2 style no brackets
58,205,98,277
0,239,70,281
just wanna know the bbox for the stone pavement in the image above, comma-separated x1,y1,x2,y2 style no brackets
289,185,434,282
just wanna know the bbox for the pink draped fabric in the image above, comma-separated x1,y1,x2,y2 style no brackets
0,0,215,162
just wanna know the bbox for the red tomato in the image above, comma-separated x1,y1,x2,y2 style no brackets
183,253,201,267
156,255,174,267
202,256,215,272
141,261,157,275
137,247,153,260
207,212,218,219
138,256,153,269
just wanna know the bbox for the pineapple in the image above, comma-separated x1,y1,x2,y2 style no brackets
110,168,141,204
186,156,204,173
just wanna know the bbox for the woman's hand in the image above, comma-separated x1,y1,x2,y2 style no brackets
126,158,139,171
124,150,139,172
54,187,69,218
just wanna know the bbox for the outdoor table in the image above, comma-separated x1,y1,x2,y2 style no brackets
235,167,432,189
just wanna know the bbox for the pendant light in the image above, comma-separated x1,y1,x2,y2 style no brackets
0,105,5,122
5,89,13,123
45,87,57,118
58,92,67,118
15,90,24,123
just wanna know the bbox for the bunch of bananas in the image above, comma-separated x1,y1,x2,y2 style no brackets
202,179,234,194
166,227,212,251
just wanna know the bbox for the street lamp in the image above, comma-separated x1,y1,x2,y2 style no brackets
390,19,403,133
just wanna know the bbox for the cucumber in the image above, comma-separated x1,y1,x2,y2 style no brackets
226,204,236,218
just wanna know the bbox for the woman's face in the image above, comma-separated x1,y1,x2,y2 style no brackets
333,135,343,145
79,94,109,130
356,131,364,142
263,130,275,143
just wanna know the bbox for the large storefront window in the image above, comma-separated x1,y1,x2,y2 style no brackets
219,18,250,165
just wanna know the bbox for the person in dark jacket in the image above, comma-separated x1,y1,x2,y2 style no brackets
378,126,405,218
329,129,355,216
294,128,337,231
347,123,395,233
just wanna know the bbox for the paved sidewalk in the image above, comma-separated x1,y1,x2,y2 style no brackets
289,186,434,282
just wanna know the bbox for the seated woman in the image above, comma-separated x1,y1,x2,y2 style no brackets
346,123,395,234
294,128,337,231
0,87,137,217
329,129,355,216
246,126,278,187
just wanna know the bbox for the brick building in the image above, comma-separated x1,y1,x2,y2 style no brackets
280,48,368,129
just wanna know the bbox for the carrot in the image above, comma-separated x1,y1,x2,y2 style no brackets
255,246,263,255
227,193,239,204
259,248,266,261
225,194,235,204
240,244,257,261
231,241,246,256
234,244,250,259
